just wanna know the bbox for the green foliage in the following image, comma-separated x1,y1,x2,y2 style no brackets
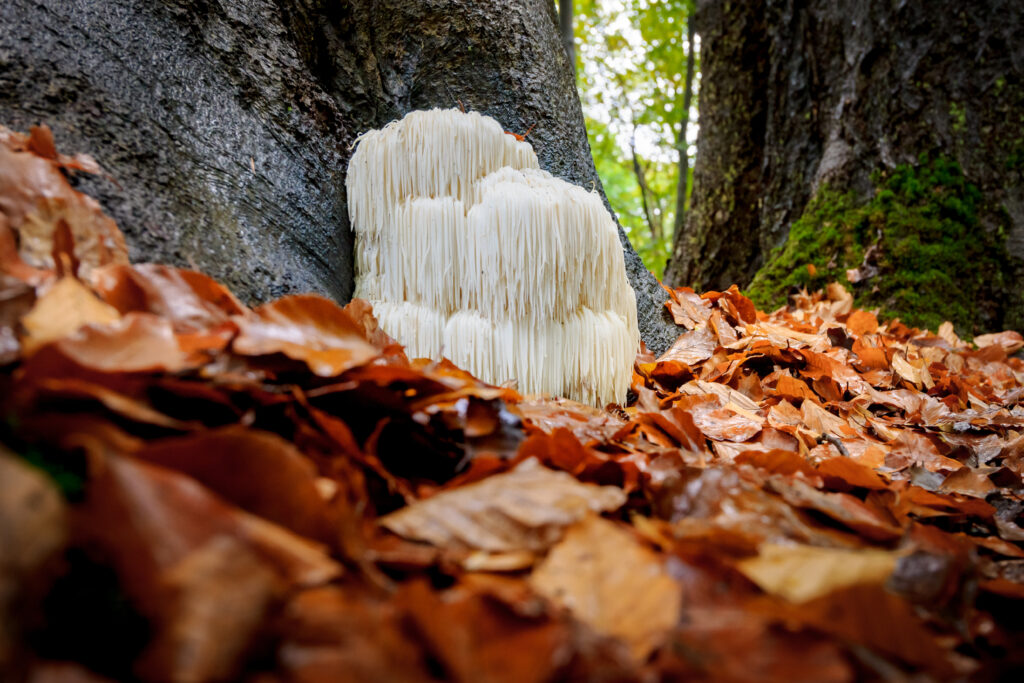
747,157,1007,334
575,0,697,278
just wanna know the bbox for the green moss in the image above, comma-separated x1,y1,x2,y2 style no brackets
747,156,1008,334
949,101,967,135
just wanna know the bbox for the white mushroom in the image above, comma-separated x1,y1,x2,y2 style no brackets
346,108,639,406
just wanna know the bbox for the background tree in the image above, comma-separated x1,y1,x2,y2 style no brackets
667,0,1024,334
575,0,698,277
558,0,575,70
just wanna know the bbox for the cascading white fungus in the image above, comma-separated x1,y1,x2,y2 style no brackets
346,108,640,406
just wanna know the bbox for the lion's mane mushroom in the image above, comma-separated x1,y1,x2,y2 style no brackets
346,108,639,406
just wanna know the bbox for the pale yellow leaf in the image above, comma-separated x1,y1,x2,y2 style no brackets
680,379,762,414
20,277,120,352
529,515,681,661
891,352,923,387
737,543,899,603
379,459,626,553
937,321,962,349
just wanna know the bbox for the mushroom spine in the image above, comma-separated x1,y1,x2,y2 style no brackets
346,108,639,406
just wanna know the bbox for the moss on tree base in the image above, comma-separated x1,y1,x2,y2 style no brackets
746,157,1013,335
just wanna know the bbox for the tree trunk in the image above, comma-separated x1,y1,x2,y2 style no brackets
669,19,697,249
673,0,1024,333
662,0,767,291
0,0,679,354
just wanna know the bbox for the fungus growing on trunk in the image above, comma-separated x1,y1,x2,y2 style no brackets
346,109,639,406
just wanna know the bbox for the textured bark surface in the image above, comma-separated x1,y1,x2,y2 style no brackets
663,0,767,290
1,0,678,354
671,0,1024,329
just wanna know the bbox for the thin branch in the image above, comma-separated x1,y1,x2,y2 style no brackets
630,130,661,241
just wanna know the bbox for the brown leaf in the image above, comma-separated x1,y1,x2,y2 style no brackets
1,127,126,279
399,577,577,683
232,294,379,376
845,309,879,336
774,583,956,675
773,374,818,402
665,286,712,329
92,263,247,331
30,377,195,430
0,450,68,673
275,585,436,683
49,313,189,373
379,458,626,553
0,278,34,363
135,427,335,543
767,476,903,541
133,535,280,683
75,450,341,622
656,325,715,366
528,515,682,661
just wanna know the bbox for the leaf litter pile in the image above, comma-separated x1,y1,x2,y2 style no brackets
3,127,1024,682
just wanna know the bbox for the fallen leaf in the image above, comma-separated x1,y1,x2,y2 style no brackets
135,427,335,543
379,458,626,553
0,450,68,674
34,313,190,373
398,578,572,683
737,543,899,602
92,263,247,331
845,310,879,336
657,325,715,366
974,330,1024,354
529,515,681,661
275,585,435,683
232,295,379,376
133,535,280,682
20,277,120,352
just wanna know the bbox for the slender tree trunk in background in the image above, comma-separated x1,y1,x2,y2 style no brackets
630,134,661,241
670,0,1024,331
559,0,575,71
662,0,766,290
667,19,697,274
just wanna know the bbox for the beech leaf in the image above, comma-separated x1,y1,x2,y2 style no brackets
737,543,899,603
379,458,627,553
528,515,682,661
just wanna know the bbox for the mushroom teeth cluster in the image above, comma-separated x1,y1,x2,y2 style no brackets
346,108,640,406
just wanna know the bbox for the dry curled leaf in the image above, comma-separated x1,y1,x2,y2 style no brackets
232,294,379,376
528,515,682,662
380,458,626,553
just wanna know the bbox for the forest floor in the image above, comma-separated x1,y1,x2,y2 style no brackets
4,126,1024,682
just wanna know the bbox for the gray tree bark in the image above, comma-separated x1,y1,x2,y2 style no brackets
0,0,678,354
